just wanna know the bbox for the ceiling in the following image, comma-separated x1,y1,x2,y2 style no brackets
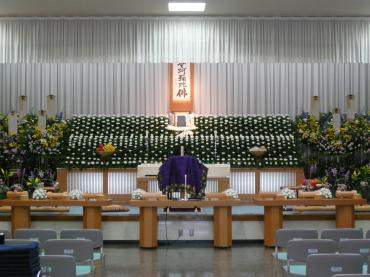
1,0,370,17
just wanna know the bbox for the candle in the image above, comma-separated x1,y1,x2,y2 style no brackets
38,110,47,130
180,146,184,156
47,94,57,118
18,95,27,118
8,112,18,135
333,108,341,131
184,174,188,201
346,94,355,121
311,95,320,120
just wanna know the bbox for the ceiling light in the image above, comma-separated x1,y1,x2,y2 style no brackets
168,2,206,12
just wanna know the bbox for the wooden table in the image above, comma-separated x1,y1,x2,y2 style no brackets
129,199,244,248
0,199,112,235
253,198,367,247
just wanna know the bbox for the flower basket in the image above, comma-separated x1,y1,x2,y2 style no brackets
96,150,114,161
249,146,267,160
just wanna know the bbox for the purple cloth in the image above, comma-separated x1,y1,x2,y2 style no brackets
158,155,207,193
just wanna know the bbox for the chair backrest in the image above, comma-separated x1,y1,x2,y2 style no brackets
276,228,319,248
321,229,363,244
365,230,370,239
40,255,76,277
0,241,40,276
307,254,363,277
15,229,57,248
60,229,103,249
339,239,370,262
0,230,12,239
287,239,337,262
44,239,94,263
5,239,40,246
332,274,370,277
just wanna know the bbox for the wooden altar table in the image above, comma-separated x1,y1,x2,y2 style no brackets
129,199,244,248
0,199,112,235
253,198,367,247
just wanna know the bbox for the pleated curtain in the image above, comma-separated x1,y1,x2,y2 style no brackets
1,63,369,118
0,17,370,63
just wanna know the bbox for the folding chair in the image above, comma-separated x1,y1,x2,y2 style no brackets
44,239,94,277
283,239,337,276
15,229,57,250
40,255,76,277
339,239,370,273
274,229,319,261
0,229,12,239
5,239,39,246
321,229,363,245
306,254,363,277
60,229,105,266
332,274,370,277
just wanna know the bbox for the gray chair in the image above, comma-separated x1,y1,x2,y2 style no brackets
339,239,370,263
332,274,370,277
44,239,94,277
284,239,337,276
365,230,370,239
15,229,57,249
306,254,363,277
274,229,319,261
40,255,76,277
60,229,105,266
5,239,39,246
321,229,363,244
0,229,12,239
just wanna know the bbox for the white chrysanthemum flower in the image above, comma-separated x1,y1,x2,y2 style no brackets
223,188,239,199
69,189,83,200
281,188,296,199
32,188,48,200
318,188,333,199
131,189,146,200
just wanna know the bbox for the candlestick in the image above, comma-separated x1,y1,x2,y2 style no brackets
346,94,355,121
47,94,57,118
311,95,320,120
8,111,18,135
184,174,188,201
333,108,341,131
18,95,27,118
38,110,47,130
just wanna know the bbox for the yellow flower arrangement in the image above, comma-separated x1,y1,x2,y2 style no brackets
296,114,320,144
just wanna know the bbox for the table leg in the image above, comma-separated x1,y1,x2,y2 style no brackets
139,207,158,248
11,206,30,236
214,206,232,248
83,207,102,229
264,206,283,247
336,205,354,228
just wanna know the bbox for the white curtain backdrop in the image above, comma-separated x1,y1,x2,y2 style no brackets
1,17,370,63
194,63,370,116
0,63,368,118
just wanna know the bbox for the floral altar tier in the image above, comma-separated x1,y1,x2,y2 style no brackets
63,114,299,168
